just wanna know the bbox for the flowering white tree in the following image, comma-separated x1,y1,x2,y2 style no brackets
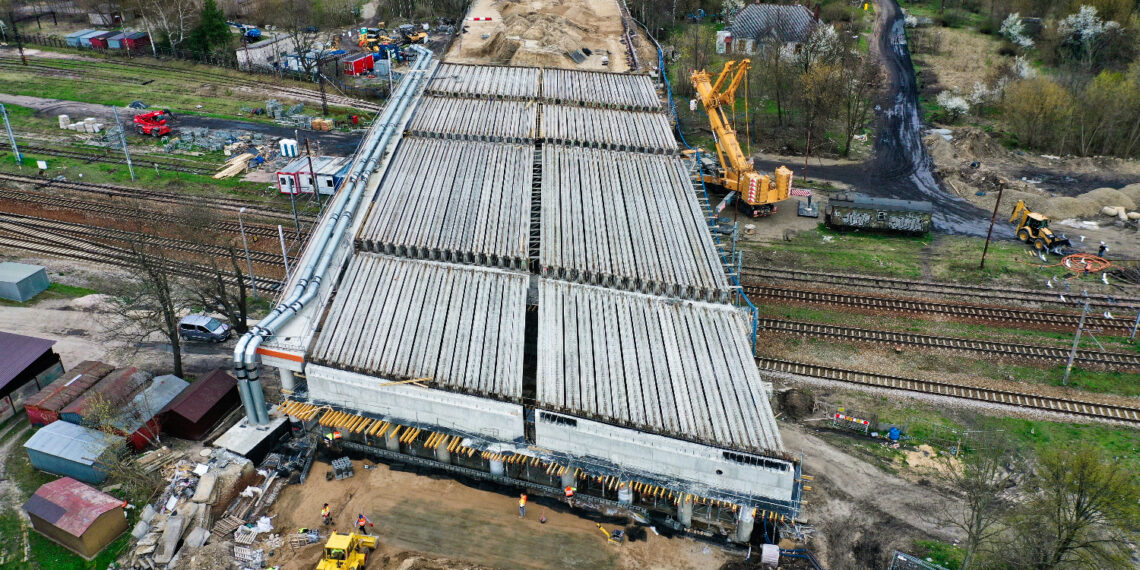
722,0,746,25
937,90,970,121
1058,6,1120,70
1000,13,1034,48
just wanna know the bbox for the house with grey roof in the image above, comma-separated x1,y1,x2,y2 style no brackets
721,3,819,54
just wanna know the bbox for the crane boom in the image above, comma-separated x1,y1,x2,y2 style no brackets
691,60,792,217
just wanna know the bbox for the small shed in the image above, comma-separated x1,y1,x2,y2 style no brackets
23,477,128,560
60,367,147,425
160,369,241,440
122,32,150,50
0,262,51,302
87,31,116,49
78,30,110,48
343,53,374,76
65,29,97,47
112,374,188,450
315,157,350,195
23,420,121,484
25,361,115,427
105,32,127,49
0,331,63,421
276,157,310,194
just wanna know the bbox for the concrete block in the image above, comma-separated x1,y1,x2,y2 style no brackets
131,520,151,539
185,526,210,549
153,515,184,564
192,473,218,503
141,504,157,523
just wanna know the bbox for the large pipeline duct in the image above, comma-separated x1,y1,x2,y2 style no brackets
233,46,435,424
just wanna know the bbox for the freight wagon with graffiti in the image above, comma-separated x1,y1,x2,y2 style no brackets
824,193,933,235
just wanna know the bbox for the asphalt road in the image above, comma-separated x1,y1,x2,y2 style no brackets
0,94,366,155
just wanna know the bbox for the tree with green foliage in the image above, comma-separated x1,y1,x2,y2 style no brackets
187,0,231,55
999,447,1140,569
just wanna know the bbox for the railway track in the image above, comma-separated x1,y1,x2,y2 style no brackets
0,142,214,175
743,285,1132,335
755,357,1140,424
0,230,281,291
758,318,1140,369
0,212,291,268
0,186,307,240
0,172,316,224
741,267,1140,308
0,57,382,113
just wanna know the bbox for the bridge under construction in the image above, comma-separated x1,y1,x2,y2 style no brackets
227,47,802,543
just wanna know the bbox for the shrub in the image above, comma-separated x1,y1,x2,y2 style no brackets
939,8,968,28
821,3,853,23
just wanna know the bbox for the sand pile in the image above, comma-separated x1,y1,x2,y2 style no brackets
1037,187,1136,220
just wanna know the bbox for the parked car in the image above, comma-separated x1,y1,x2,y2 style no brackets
178,315,232,343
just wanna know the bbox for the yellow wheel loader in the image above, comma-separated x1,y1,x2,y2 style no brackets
1009,200,1071,254
317,532,377,570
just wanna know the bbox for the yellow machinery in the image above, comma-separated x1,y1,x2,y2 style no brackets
691,60,792,218
1009,200,1070,253
357,29,395,50
596,523,625,544
316,532,377,570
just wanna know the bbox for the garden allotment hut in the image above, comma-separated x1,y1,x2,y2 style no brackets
23,477,128,560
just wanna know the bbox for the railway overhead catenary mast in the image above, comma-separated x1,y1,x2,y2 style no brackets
691,60,792,217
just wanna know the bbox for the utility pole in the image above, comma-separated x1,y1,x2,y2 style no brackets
0,104,21,167
318,71,329,116
1129,308,1139,343
111,107,135,181
1062,298,1090,386
979,186,1004,269
238,208,259,299
278,224,291,282
8,12,27,65
305,138,322,212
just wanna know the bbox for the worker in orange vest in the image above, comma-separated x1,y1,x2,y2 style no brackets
321,503,331,525
564,485,576,507
356,513,372,535
518,493,527,519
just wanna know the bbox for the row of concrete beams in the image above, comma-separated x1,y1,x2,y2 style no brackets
407,96,538,143
536,279,784,454
427,63,541,100
310,253,527,399
542,104,677,154
542,69,661,111
356,137,532,268
540,144,728,298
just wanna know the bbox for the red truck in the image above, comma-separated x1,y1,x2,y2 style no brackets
133,110,173,137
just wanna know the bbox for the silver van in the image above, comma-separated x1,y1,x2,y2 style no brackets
178,315,232,343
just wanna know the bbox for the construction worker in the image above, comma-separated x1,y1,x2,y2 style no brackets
321,503,331,525
356,513,372,535
518,493,527,519
564,485,576,507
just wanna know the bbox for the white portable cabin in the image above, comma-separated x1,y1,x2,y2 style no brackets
314,157,349,196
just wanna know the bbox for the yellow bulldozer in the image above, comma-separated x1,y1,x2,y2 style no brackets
316,532,377,570
1009,200,1071,253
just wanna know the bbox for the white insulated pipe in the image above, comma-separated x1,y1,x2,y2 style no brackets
232,46,435,424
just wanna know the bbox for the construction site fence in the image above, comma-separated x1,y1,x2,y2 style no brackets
9,34,389,103
624,2,760,349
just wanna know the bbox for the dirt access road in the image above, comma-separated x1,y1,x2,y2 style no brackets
0,94,365,156
268,458,726,570
757,0,992,237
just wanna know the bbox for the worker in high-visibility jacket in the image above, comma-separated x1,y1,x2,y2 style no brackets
321,503,331,525
357,513,372,535
518,493,528,518
564,485,576,507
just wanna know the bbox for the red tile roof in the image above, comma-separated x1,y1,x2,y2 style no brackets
22,477,123,536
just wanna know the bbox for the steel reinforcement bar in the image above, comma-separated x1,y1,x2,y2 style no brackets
755,356,1140,424
741,267,1140,308
758,318,1140,369
743,285,1129,334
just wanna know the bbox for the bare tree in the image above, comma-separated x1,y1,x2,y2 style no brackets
837,50,882,156
935,438,1024,570
83,393,163,504
126,0,199,50
188,246,251,335
100,239,189,378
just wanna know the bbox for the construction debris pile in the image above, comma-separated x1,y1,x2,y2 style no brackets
166,128,268,153
121,433,318,570
58,114,104,133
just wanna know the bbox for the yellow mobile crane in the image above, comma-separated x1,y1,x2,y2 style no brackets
691,60,792,217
